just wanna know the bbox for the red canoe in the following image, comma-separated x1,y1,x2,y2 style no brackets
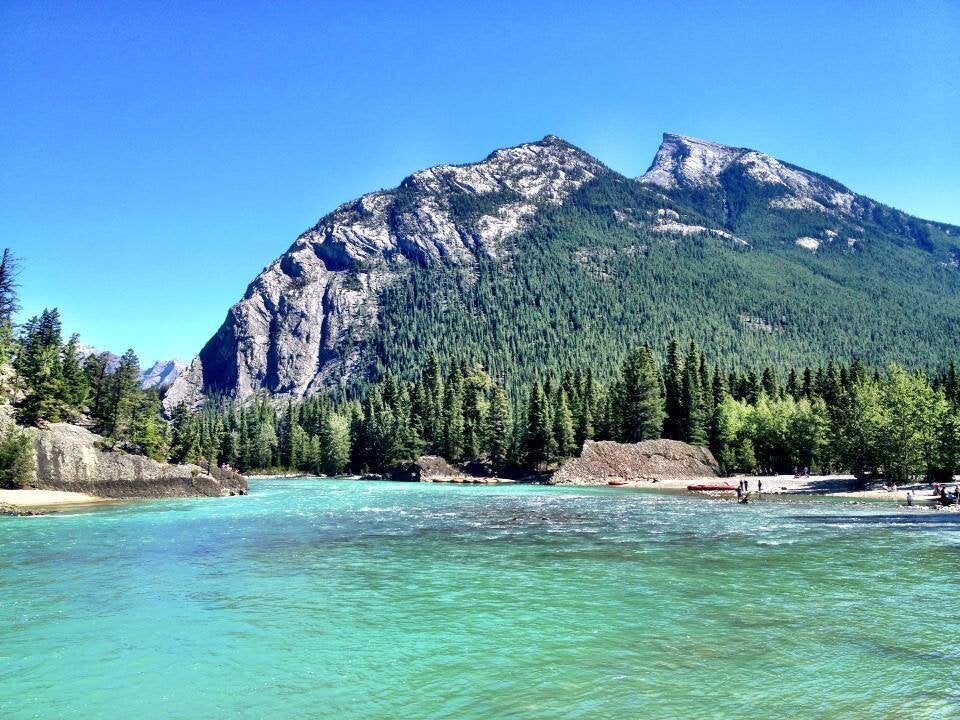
608,479,629,486
687,484,737,492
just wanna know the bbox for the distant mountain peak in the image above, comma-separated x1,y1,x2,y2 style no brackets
140,359,186,390
640,132,855,214
640,133,748,188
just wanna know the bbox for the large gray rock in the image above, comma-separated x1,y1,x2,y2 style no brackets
30,423,247,498
552,439,719,485
164,136,609,411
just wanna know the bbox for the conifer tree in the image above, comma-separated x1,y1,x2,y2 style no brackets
99,349,141,440
16,309,65,424
441,367,465,462
524,383,554,468
486,385,511,471
553,389,576,458
60,334,89,416
663,338,684,439
681,344,708,445
619,346,665,442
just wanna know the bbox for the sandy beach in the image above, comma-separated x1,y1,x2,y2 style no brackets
605,474,960,508
0,488,107,512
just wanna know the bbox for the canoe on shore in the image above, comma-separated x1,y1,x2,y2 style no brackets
608,479,629,486
687,484,737,492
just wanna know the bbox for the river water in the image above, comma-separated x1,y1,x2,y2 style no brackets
1,479,958,719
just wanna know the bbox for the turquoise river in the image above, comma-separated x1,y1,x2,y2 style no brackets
1,479,958,719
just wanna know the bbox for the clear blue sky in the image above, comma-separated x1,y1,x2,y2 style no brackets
2,1,958,365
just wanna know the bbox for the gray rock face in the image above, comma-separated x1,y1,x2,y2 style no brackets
30,422,247,498
164,136,609,411
140,359,186,389
551,439,720,485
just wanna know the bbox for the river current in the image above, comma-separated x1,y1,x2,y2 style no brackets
1,478,958,719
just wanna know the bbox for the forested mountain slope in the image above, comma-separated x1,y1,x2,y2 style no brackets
165,134,960,409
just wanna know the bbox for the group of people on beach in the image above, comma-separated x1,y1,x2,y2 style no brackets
736,478,761,503
904,483,960,507
793,466,811,478
933,483,960,506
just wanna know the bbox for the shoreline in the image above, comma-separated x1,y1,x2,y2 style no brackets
593,474,960,508
0,488,111,515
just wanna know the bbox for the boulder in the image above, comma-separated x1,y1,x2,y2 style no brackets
30,422,247,498
552,439,719,485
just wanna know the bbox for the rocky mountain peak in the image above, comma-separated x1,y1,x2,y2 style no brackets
640,133,747,189
163,136,609,411
640,133,855,214
401,135,608,204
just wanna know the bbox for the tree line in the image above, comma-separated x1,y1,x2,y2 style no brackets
2,242,958,484
173,341,960,484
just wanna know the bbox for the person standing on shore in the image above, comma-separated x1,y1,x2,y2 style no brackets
758,478,763,494
906,490,913,506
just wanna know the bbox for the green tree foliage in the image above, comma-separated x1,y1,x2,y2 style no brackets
8,298,957,485
0,421,34,488
15,309,65,424
614,345,664,442
97,349,141,441
524,383,554,469
486,385,511,471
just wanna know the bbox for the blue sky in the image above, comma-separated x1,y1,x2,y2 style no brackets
2,1,958,365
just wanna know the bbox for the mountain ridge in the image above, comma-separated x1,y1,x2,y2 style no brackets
164,133,960,412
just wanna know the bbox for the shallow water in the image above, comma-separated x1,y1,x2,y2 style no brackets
1,479,958,719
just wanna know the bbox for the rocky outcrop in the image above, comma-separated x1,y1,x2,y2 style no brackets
164,136,610,411
388,455,461,482
30,423,247,498
551,439,719,485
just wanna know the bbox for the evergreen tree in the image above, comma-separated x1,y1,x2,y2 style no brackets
618,346,665,442
99,349,141,440
60,334,89,416
441,367,465,462
131,388,168,461
486,385,511,471
552,389,576,458
663,338,684,439
681,344,708,445
16,309,65,424
524,383,554,468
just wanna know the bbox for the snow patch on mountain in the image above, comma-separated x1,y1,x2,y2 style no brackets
74,343,120,372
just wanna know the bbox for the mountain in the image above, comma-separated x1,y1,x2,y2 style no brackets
139,359,186,390
164,134,960,410
75,343,120,374
75,344,184,390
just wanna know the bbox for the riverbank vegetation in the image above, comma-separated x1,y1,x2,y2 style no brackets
168,343,960,483
3,250,959,483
